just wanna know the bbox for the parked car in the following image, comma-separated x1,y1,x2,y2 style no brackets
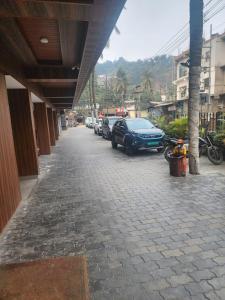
89,118,96,128
111,118,165,155
85,117,92,127
94,119,103,135
102,116,121,139
85,117,96,128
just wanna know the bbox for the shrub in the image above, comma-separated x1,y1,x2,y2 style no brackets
150,115,168,131
213,132,225,147
165,117,188,138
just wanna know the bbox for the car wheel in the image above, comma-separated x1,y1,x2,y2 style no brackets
111,137,118,149
125,145,135,156
157,147,164,153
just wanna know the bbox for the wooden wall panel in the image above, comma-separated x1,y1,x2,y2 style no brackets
47,108,56,146
0,74,21,232
53,111,59,140
8,89,39,176
34,103,51,155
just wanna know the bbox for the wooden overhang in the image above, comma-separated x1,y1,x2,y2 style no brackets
0,0,125,109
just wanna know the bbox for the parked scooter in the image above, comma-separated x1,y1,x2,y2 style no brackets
201,122,224,165
163,133,223,165
204,132,224,165
164,136,191,162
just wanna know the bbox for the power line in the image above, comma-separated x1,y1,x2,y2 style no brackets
204,2,225,21
156,0,225,56
158,31,189,56
204,0,214,7
154,23,188,56
154,0,225,57
204,0,224,16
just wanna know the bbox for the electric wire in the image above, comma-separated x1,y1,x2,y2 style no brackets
154,0,225,57
204,0,224,16
204,2,225,21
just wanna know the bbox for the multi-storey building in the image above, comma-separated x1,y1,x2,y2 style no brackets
173,32,225,116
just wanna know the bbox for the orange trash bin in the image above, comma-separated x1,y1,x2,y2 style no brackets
169,155,187,177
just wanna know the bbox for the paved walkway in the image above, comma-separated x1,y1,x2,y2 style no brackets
1,127,225,300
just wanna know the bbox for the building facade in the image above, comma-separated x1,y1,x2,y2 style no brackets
173,33,225,116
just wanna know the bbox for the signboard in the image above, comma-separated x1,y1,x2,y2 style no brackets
116,107,126,113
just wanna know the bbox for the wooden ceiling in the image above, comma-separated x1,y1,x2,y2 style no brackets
18,18,62,65
0,0,126,109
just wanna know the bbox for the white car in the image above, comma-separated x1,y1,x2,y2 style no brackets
85,117,96,128
94,119,103,135
85,117,92,127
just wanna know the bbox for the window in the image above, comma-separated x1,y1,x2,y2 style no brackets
179,64,188,78
180,86,187,98
126,119,155,130
205,51,210,62
108,118,118,125
204,78,209,89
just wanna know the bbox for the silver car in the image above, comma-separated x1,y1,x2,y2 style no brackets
94,119,103,135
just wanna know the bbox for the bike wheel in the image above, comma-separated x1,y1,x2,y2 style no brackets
164,145,173,162
207,146,224,165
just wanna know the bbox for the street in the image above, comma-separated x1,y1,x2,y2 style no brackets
1,127,225,300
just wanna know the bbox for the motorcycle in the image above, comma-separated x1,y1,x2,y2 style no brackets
163,133,223,165
204,131,224,165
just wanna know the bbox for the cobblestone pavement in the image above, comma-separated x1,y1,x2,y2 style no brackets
1,127,225,300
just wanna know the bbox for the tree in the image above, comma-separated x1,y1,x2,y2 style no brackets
91,70,96,117
88,78,93,117
115,67,128,106
142,70,153,100
188,0,203,175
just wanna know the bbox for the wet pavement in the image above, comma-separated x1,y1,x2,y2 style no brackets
1,127,225,300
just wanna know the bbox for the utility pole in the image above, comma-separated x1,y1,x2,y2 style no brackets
134,85,142,117
208,24,212,106
105,75,108,116
91,70,97,119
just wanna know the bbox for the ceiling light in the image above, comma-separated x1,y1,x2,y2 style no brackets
40,37,48,44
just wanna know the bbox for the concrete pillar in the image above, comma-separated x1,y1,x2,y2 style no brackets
47,108,56,146
0,74,21,232
53,111,59,140
34,103,51,155
8,89,39,176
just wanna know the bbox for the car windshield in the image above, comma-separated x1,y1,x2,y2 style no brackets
108,118,119,125
126,119,155,130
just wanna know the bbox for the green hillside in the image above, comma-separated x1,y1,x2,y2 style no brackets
79,55,174,109
96,55,174,90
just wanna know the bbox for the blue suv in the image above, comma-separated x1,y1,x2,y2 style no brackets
111,118,165,155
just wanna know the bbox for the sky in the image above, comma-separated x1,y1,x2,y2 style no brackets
100,0,225,62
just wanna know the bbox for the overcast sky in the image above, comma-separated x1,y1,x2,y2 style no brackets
100,0,225,62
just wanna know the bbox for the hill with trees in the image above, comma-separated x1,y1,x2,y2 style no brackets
80,55,174,110
96,55,173,90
